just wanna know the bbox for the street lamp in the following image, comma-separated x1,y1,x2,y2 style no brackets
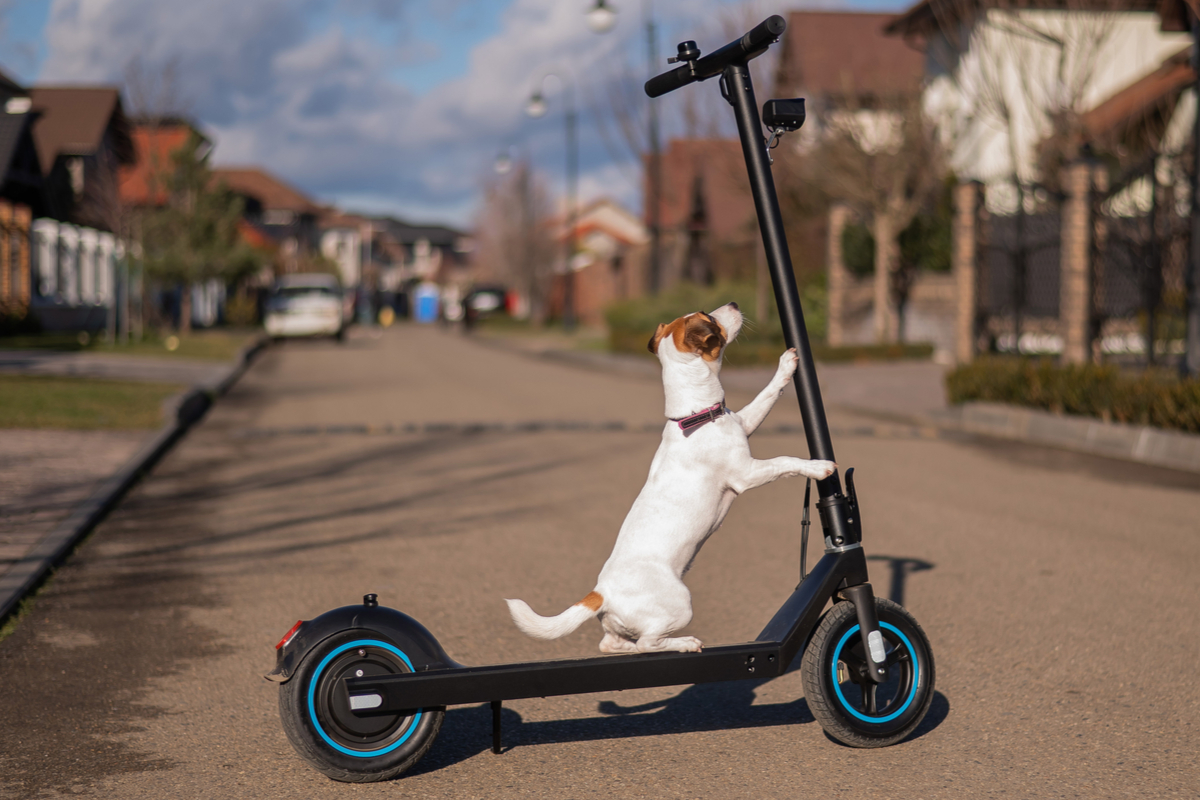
586,0,662,296
584,0,617,33
526,73,579,332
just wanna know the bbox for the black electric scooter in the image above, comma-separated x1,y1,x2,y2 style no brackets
267,15,935,783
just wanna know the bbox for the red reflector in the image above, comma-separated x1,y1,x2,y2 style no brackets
276,620,304,650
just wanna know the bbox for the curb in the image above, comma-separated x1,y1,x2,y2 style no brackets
0,335,269,625
929,401,1200,474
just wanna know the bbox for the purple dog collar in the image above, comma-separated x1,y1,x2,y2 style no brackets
670,401,726,435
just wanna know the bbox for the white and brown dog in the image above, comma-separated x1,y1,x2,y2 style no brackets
506,302,835,654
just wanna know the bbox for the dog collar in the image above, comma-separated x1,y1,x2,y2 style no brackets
670,401,726,435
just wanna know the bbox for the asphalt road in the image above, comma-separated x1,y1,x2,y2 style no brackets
2,325,1198,799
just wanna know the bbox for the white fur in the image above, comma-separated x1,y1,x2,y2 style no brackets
506,303,836,654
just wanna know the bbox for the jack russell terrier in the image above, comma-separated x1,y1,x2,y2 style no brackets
506,302,836,654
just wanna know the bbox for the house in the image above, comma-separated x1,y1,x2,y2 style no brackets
0,71,41,315
884,0,1192,209
881,0,1197,362
118,117,212,208
0,72,46,217
650,138,757,290
546,198,648,327
28,85,135,230
318,209,371,289
212,167,321,273
368,217,474,291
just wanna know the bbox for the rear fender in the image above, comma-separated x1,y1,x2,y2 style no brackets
265,595,460,684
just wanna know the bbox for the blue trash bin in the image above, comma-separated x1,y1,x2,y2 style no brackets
414,282,440,324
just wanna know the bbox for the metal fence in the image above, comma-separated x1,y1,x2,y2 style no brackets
1095,168,1189,367
972,168,1190,368
978,191,1064,355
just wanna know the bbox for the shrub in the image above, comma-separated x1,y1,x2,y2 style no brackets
605,281,822,367
946,357,1200,434
0,302,41,337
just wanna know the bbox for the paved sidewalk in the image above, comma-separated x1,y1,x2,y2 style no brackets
0,349,228,386
0,430,147,587
0,338,265,622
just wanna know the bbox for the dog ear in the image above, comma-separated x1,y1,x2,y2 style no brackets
684,317,726,361
647,323,666,354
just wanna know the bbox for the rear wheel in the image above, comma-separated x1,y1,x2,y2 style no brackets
801,597,934,747
279,631,443,782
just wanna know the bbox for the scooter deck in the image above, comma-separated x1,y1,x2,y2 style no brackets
345,548,864,715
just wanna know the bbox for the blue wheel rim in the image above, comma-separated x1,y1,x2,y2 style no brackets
307,639,423,758
831,622,919,724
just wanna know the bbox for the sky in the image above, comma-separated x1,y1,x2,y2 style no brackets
0,0,907,228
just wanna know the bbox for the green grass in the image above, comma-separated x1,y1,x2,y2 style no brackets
0,328,259,361
0,375,185,429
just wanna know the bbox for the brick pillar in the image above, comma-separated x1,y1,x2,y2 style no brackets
873,212,897,344
1090,165,1109,363
1060,161,1093,364
17,205,31,304
952,182,979,363
0,201,11,302
827,203,851,347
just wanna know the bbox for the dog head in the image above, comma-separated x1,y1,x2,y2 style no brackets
647,302,743,369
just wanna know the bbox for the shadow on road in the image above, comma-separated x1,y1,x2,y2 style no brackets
414,678,816,775
412,656,950,776
866,555,935,607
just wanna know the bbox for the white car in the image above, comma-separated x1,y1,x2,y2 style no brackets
264,274,346,340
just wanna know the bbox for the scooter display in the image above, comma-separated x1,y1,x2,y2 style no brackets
267,15,936,783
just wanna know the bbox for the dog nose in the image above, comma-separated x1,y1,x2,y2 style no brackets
727,301,739,311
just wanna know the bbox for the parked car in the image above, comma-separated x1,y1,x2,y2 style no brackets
264,274,346,340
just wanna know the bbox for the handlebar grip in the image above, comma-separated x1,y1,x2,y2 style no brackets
645,64,695,99
741,15,786,53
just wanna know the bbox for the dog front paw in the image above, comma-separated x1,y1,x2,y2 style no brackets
776,348,798,382
804,460,837,479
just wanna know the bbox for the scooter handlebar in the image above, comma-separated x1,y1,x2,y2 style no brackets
644,15,786,98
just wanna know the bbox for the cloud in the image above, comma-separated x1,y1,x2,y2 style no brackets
37,0,740,225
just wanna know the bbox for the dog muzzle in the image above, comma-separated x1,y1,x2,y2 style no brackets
671,401,726,436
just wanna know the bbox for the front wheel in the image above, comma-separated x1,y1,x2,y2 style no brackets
279,631,443,782
801,597,935,748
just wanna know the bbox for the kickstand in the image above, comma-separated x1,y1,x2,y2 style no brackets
491,700,503,754
800,478,811,580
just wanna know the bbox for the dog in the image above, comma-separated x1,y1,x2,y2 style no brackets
506,302,836,654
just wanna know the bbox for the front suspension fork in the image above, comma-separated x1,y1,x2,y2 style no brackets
840,583,889,684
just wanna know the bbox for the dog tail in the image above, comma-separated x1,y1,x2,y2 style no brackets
505,591,603,640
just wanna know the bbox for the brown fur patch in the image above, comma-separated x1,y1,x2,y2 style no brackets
681,313,726,361
649,313,726,360
579,591,604,611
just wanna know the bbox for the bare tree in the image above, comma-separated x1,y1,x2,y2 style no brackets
796,89,945,343
474,158,557,324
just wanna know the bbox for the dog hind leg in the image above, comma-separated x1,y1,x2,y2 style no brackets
635,634,703,653
599,631,639,654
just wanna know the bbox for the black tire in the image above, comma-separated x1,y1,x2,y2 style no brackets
278,631,443,782
801,597,934,748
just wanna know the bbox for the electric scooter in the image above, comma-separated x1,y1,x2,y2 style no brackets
267,15,936,783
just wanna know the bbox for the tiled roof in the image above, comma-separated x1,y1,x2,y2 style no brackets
212,167,320,214
777,10,924,105
1082,47,1194,148
28,86,133,173
118,122,208,206
885,0,1165,39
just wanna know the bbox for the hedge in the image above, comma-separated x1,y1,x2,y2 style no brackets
605,281,820,367
946,357,1200,434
